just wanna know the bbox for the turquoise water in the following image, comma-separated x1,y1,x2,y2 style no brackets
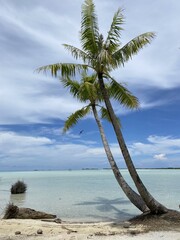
0,169,179,222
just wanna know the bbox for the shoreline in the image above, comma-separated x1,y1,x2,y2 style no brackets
0,218,180,240
0,168,180,172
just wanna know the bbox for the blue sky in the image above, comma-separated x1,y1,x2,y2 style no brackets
0,0,180,171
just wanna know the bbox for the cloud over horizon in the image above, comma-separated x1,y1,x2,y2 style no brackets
0,127,179,170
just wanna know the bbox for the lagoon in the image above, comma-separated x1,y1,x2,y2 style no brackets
0,169,179,222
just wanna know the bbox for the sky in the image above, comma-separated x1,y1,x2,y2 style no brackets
0,0,180,171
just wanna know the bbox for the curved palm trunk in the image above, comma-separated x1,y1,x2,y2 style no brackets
98,74,168,214
92,104,149,213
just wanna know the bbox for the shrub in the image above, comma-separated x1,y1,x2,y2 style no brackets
3,203,19,219
11,180,27,194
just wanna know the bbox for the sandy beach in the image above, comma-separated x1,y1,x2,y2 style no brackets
0,219,179,240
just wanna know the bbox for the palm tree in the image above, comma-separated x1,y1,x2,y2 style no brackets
61,74,148,212
37,0,167,213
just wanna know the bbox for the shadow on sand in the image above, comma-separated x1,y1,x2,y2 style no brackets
75,197,137,222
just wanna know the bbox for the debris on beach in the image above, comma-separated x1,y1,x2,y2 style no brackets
3,203,56,220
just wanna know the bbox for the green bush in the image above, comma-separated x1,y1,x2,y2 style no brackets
11,180,27,194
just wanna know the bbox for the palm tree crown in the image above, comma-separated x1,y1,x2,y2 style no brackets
38,0,155,80
61,73,138,132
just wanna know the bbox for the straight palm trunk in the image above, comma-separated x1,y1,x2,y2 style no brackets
98,74,168,214
92,104,149,213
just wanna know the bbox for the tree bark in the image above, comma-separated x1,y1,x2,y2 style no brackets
92,104,149,212
98,73,168,214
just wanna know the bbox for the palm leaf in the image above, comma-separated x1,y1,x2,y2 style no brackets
112,32,155,67
100,106,121,127
81,0,100,55
63,44,91,64
84,81,98,102
36,63,89,78
63,106,91,132
60,77,80,98
77,72,101,102
100,106,111,122
98,48,113,66
105,8,124,52
106,75,139,109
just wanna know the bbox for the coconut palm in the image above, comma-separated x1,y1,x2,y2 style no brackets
62,74,148,212
37,0,167,213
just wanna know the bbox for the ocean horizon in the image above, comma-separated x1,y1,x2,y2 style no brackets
0,169,179,222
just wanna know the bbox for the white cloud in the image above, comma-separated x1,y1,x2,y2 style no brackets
129,135,180,157
0,130,106,170
1,127,180,170
0,0,180,125
153,153,167,160
0,3,79,52
113,0,180,90
101,135,180,167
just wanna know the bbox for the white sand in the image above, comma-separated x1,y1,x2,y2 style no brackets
0,219,179,240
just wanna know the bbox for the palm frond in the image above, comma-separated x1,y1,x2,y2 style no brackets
98,48,113,66
81,0,100,55
112,32,155,67
105,75,139,109
100,106,111,122
63,44,91,63
36,63,89,78
75,72,101,103
82,81,97,102
63,106,91,132
100,106,121,127
105,8,124,52
60,77,80,98
82,71,97,83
